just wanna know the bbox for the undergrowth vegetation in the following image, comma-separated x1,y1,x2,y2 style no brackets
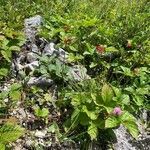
0,0,150,149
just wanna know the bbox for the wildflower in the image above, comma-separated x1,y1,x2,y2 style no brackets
96,45,105,54
113,107,122,116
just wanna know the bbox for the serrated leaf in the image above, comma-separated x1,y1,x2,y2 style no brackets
1,50,11,62
121,94,130,105
9,90,21,101
0,68,8,77
10,83,22,91
87,123,98,140
120,66,133,77
82,106,98,120
121,111,136,122
122,121,139,138
121,111,139,138
101,83,114,104
105,116,120,128
112,86,122,97
34,107,49,118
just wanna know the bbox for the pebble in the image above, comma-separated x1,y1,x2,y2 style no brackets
35,130,47,138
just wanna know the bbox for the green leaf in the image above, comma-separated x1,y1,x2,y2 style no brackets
122,121,139,139
121,112,139,138
9,90,21,101
121,94,130,105
70,108,80,128
9,46,20,51
71,108,80,122
48,122,62,138
120,66,133,77
34,107,49,118
133,95,144,106
105,116,120,128
79,112,90,126
121,111,136,122
93,118,105,129
10,83,22,91
0,68,8,77
112,86,122,97
0,143,5,150
87,123,98,140
106,47,118,52
101,83,114,104
1,50,11,62
48,123,57,133
82,106,98,120
0,123,24,144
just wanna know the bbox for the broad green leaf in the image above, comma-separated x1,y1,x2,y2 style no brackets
132,95,143,106
9,46,20,51
82,106,98,120
105,116,120,128
112,86,122,97
9,91,21,101
101,83,114,104
48,122,62,138
121,111,136,122
1,50,11,62
93,118,105,129
87,123,98,140
121,111,139,138
120,66,133,77
121,94,130,105
48,122,58,133
79,112,90,126
34,107,49,118
10,83,22,91
122,121,139,138
0,68,8,77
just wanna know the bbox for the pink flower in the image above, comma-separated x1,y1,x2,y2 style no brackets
113,107,122,116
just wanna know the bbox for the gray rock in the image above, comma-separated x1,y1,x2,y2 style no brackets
31,44,39,53
25,139,33,147
27,77,53,87
43,42,56,56
113,125,134,150
24,15,43,42
24,61,39,71
68,65,90,81
26,52,38,63
113,125,150,150
57,47,68,62
43,43,68,62
35,130,46,138
25,15,43,27
18,108,27,118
